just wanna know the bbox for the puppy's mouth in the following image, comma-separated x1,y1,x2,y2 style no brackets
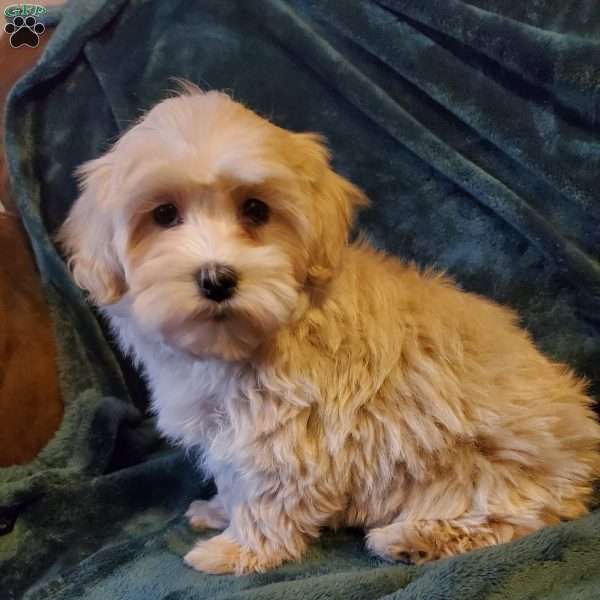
206,301,233,322
186,299,233,325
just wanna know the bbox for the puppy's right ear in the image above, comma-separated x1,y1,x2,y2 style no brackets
56,153,126,305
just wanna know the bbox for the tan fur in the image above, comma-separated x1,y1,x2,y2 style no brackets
58,86,600,574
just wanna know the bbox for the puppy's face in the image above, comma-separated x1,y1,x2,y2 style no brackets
58,88,365,360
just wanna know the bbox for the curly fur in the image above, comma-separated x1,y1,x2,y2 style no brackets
58,85,600,574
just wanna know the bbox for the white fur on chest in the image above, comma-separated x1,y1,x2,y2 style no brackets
105,304,236,449
103,300,401,520
104,303,315,478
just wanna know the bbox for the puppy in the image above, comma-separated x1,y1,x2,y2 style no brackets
58,85,600,575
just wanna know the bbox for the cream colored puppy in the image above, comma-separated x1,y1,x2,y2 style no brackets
59,85,600,575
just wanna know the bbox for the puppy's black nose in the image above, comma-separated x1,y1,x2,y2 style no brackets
196,264,238,303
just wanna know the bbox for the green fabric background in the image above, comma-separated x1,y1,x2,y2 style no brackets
2,0,600,598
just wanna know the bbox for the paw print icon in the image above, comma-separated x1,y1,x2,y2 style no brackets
4,16,45,48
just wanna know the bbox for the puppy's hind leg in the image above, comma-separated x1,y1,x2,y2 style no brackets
186,494,229,531
366,514,532,564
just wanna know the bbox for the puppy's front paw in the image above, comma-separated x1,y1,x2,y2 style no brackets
184,533,285,575
186,499,229,531
184,533,242,574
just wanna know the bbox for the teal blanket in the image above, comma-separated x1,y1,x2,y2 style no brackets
2,1,600,598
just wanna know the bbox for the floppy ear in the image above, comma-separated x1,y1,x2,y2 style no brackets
56,153,126,305
293,133,368,288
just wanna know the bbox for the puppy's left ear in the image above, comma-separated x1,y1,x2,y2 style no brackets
56,153,126,305
293,133,368,288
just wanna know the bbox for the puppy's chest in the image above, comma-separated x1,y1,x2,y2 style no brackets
153,355,389,490
210,376,318,465
210,373,381,483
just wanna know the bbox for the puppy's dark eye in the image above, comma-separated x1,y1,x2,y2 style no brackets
241,198,269,226
152,203,180,228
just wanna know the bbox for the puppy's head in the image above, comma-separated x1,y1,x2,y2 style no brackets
58,86,366,360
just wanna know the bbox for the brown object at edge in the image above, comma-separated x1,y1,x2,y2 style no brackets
0,32,63,465
0,213,64,466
